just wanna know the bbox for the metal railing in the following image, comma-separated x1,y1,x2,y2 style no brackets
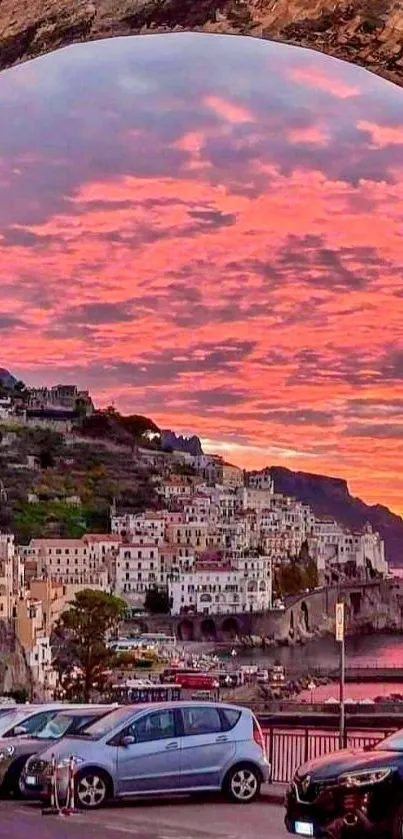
261,727,393,784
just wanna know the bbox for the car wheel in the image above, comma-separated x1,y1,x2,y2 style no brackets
3,759,27,799
75,769,110,810
392,804,403,839
224,764,261,804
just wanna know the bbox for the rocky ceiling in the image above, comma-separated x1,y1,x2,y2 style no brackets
0,0,402,85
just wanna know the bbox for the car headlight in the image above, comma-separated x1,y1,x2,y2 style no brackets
56,756,85,769
339,768,393,787
0,746,15,761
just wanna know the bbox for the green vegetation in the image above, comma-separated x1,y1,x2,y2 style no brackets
0,424,162,542
53,589,126,701
14,501,87,541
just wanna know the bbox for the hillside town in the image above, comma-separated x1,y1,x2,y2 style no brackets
0,375,389,696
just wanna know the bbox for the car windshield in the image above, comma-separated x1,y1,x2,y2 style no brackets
32,713,75,740
79,707,138,739
374,731,403,752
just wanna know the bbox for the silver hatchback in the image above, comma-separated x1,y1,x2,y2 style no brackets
22,701,269,808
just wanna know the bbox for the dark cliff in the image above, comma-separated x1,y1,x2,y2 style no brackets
0,621,33,696
0,368,17,390
269,466,403,565
0,1,401,87
161,430,203,457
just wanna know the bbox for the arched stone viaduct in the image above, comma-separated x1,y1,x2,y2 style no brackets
127,579,398,643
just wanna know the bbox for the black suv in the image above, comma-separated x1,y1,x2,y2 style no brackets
285,729,403,838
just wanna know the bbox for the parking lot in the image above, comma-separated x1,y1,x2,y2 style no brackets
0,797,286,839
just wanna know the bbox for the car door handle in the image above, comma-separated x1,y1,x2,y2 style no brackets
165,742,179,750
215,735,228,743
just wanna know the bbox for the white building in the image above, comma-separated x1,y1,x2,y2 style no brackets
236,486,274,513
248,468,274,493
0,396,14,420
217,491,238,521
24,536,110,589
216,519,251,552
311,519,387,580
165,521,208,552
111,512,165,544
169,553,272,616
115,542,160,602
162,478,194,501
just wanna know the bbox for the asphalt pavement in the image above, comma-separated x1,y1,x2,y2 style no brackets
0,795,287,839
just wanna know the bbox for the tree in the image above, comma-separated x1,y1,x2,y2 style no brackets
276,562,305,596
304,556,319,589
53,589,126,701
39,448,55,469
144,586,171,614
14,380,29,399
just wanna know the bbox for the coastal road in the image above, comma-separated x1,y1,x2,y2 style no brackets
0,797,286,839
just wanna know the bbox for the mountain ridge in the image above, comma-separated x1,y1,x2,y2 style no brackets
268,465,403,565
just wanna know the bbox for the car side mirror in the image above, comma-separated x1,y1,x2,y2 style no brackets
121,735,136,747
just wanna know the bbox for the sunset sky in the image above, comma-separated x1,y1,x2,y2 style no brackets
0,33,402,512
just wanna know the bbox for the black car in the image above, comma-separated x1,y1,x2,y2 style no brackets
285,729,403,839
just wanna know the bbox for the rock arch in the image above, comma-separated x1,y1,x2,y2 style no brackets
350,591,362,616
0,3,400,87
200,617,217,641
221,616,240,639
177,618,194,642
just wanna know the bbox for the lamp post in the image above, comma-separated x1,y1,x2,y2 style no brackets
336,602,345,748
308,680,316,704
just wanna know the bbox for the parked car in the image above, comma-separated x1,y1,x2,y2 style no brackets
22,701,269,809
0,703,113,741
0,704,73,740
0,706,116,797
285,728,403,838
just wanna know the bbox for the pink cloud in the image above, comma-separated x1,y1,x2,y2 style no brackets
288,65,361,99
204,95,255,124
357,120,403,147
288,124,330,146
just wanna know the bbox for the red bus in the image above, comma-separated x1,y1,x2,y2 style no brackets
174,672,219,690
